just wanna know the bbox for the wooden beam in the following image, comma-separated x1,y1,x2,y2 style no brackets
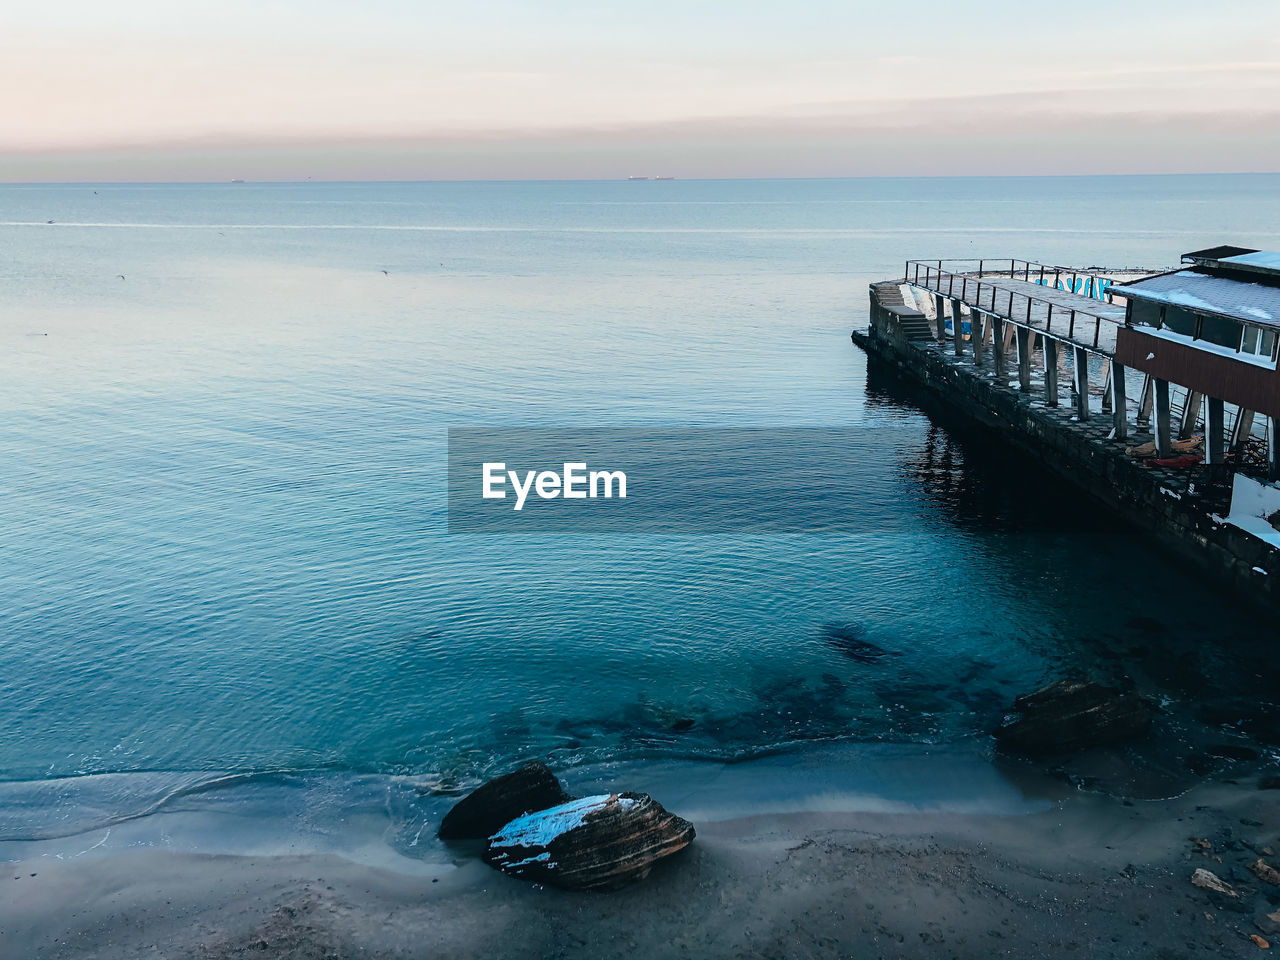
992,316,1007,378
1074,347,1090,421
972,311,985,366
1137,374,1154,426
1016,327,1032,393
1112,361,1128,440
933,294,947,342
1043,338,1059,407
1179,391,1203,439
951,298,964,357
1233,409,1257,451
1100,360,1112,413
1206,396,1225,466
1154,378,1172,457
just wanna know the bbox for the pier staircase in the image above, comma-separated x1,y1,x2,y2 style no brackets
872,282,934,342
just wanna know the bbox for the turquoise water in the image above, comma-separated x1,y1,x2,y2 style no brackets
2,176,1279,843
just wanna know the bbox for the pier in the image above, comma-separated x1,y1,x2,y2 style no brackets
855,250,1280,615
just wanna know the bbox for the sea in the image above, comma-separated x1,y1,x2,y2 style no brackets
2,174,1279,866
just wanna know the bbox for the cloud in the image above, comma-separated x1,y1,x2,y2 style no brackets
2,3,1278,179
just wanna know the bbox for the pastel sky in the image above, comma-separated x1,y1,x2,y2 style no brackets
3,0,1279,181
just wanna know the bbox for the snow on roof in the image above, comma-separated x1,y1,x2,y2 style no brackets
1115,269,1280,330
1223,250,1280,272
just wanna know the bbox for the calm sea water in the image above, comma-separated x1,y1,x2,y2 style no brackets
2,176,1280,848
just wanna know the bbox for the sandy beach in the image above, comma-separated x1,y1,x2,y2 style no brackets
5,761,1280,959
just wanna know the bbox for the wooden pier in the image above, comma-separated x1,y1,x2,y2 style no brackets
855,258,1280,617
892,260,1136,449
895,258,1277,469
907,261,1125,353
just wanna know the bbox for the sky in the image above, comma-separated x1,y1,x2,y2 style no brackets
2,0,1279,181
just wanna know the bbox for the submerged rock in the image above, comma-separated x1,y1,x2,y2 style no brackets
485,791,695,891
823,622,891,663
438,762,572,840
1256,908,1280,936
1251,859,1280,886
994,679,1152,755
1191,868,1238,897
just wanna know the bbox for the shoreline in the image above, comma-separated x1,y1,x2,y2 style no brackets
4,778,1279,958
0,742,1061,871
4,742,1279,957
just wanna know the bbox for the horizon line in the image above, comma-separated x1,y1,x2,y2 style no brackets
3,170,1280,187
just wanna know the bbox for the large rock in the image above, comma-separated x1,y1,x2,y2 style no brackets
994,679,1152,755
485,791,695,891
438,761,572,840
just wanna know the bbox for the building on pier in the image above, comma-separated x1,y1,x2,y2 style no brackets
1112,246,1280,476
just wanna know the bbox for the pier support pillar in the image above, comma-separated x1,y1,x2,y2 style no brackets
950,298,964,357
1111,361,1128,440
1016,327,1032,392
1154,378,1172,457
1233,410,1256,451
1270,417,1280,482
972,311,984,366
992,316,1007,378
1180,391,1203,438
932,295,947,342
1137,375,1153,427
1043,338,1059,407
1074,347,1090,421
1206,396,1225,465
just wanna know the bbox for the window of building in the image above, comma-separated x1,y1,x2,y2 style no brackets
1199,313,1241,349
1162,306,1198,337
1242,325,1278,360
1129,300,1161,327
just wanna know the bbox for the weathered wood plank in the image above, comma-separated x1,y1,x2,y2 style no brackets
1112,361,1129,440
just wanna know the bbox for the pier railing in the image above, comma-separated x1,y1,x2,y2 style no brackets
906,259,1118,296
903,259,1128,353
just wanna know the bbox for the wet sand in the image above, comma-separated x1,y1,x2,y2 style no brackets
5,778,1280,959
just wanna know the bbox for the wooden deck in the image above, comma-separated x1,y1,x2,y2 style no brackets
910,270,1127,356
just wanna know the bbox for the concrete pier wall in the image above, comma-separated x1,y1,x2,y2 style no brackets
855,282,1280,617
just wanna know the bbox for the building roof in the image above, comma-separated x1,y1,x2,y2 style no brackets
1182,245,1259,267
1114,269,1280,330
1178,246,1280,282
1222,250,1280,277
